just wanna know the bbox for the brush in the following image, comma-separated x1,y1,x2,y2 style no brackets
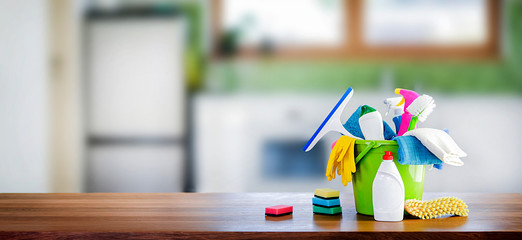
406,94,436,131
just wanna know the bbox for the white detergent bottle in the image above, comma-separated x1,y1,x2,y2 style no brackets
372,151,404,221
359,110,385,140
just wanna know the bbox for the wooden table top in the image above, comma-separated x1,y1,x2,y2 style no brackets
0,192,520,239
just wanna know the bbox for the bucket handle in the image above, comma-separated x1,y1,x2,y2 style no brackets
355,141,378,165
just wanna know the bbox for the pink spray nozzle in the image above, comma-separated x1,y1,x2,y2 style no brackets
395,88,419,110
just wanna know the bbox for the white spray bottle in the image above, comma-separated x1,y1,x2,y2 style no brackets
372,151,404,221
384,97,404,134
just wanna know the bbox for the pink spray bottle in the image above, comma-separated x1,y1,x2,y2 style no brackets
395,88,419,136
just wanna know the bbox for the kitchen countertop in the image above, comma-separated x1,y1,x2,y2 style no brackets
0,192,520,239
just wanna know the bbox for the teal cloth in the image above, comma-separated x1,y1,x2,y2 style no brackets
394,136,443,165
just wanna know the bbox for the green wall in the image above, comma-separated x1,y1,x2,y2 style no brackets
210,60,521,94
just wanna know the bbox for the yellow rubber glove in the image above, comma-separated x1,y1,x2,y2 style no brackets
326,136,357,185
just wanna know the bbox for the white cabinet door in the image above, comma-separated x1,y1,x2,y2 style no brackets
85,17,186,192
87,18,185,137
87,145,184,192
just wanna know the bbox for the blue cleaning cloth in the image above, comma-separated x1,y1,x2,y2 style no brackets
383,121,396,140
343,106,364,139
343,105,397,140
393,116,402,134
394,136,443,165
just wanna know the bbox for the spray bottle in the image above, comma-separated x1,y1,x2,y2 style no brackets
383,97,404,134
394,88,419,136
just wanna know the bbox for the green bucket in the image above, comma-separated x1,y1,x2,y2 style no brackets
352,140,426,216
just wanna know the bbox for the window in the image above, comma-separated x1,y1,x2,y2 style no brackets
364,0,488,46
212,0,499,59
223,0,345,48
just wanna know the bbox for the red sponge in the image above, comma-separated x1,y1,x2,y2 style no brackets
265,205,293,216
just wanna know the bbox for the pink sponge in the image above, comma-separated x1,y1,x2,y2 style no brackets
265,205,293,216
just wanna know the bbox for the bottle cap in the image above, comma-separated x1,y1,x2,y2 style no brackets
383,151,393,160
360,105,377,117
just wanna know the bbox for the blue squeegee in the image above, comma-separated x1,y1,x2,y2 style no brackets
303,87,362,152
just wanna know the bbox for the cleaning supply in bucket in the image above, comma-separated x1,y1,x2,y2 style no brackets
343,105,396,140
303,87,362,152
326,136,356,186
393,136,443,165
303,86,465,219
405,196,469,219
372,151,405,221
359,105,385,140
343,105,365,139
403,128,467,166
384,97,404,133
432,129,452,170
406,94,436,131
382,121,396,140
395,88,419,136
393,116,402,134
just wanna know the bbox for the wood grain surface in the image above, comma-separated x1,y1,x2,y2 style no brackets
0,192,520,239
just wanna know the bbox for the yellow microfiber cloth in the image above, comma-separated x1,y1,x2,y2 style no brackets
326,135,356,186
405,196,469,219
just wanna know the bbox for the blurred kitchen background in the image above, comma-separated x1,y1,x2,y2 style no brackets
0,0,521,194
